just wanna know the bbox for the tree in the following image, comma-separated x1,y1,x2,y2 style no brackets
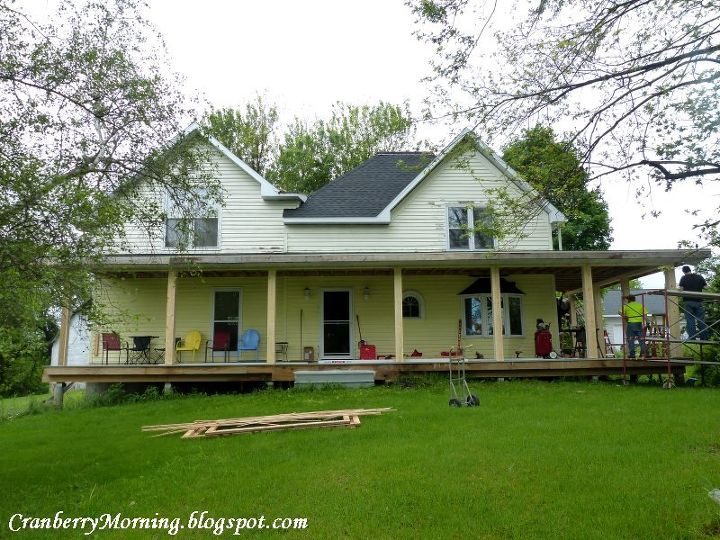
502,126,613,250
0,0,215,395
269,102,417,193
204,96,279,177
409,0,720,240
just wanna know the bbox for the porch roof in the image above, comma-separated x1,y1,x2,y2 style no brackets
99,248,710,292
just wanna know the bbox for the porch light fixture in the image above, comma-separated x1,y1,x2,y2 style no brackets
363,286,370,301
304,287,311,299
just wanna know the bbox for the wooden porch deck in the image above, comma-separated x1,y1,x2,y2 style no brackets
43,358,686,384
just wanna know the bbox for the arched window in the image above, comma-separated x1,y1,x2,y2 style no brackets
402,291,423,319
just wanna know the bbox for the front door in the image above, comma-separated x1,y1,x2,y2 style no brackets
322,290,351,359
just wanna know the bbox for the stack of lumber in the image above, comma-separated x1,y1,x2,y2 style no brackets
142,407,394,439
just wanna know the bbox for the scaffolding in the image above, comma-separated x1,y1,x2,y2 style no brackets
624,289,720,388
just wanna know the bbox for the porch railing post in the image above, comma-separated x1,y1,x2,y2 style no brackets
663,267,680,341
164,269,177,365
581,264,599,358
490,266,504,361
267,269,277,364
393,267,404,362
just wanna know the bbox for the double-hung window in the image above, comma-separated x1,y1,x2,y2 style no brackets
448,206,494,250
165,187,219,249
463,294,523,337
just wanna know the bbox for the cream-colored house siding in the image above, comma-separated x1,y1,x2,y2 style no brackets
286,153,553,252
93,276,271,362
118,149,297,255
93,273,558,362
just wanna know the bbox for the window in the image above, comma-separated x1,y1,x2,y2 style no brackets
448,206,494,250
165,188,219,248
462,294,523,336
402,292,423,318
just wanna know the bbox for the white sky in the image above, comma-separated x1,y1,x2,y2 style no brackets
32,0,720,284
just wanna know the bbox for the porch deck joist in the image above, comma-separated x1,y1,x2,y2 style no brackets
43,359,685,384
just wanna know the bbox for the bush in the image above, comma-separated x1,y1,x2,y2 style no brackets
0,329,49,398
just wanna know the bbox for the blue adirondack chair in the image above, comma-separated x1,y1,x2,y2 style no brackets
238,329,261,361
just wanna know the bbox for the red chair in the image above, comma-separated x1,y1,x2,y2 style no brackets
101,332,128,364
205,330,231,362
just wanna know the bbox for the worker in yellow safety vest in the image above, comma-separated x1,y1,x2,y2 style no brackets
621,294,648,358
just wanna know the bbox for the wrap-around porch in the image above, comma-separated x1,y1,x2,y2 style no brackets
46,249,709,389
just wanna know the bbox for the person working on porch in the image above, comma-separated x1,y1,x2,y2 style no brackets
621,295,648,358
678,265,709,340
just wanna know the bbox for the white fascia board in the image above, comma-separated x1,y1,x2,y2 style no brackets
283,216,390,225
382,128,472,216
380,127,566,224
473,138,566,224
184,124,305,203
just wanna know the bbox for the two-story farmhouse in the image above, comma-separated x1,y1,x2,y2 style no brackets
45,125,709,392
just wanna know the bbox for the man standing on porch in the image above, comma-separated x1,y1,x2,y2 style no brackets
621,295,648,358
678,265,709,340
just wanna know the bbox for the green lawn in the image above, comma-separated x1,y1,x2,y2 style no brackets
1,380,720,539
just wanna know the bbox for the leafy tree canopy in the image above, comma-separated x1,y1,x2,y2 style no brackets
409,0,720,243
502,126,613,250
205,101,418,194
205,97,279,177
0,0,215,393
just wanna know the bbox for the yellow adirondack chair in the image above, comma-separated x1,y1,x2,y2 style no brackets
176,330,202,363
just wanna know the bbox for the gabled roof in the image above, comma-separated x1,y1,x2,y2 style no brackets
184,123,306,203
283,152,433,221
282,129,565,224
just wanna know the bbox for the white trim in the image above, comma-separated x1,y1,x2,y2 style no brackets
184,123,306,203
320,288,353,359
383,129,471,216
472,138,565,224
284,216,390,225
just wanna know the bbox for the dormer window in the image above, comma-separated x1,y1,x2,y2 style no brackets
448,206,494,250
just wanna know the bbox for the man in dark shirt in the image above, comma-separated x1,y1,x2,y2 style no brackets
678,265,708,340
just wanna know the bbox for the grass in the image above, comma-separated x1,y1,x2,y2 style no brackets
1,379,720,539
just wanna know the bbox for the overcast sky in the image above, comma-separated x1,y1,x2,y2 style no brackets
35,0,720,284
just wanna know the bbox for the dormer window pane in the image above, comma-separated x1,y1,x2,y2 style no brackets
194,218,218,247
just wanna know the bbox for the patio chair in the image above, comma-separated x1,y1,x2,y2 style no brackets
101,332,128,364
205,330,231,363
238,329,261,361
176,330,202,363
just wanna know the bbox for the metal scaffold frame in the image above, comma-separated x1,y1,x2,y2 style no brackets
625,289,720,388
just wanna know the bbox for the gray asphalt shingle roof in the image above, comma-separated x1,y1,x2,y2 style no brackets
283,152,435,218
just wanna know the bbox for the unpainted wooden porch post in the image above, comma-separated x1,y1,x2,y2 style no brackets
620,278,630,355
593,284,605,356
664,267,680,341
581,265,599,358
490,266,505,361
267,269,277,364
393,267,404,361
58,306,71,367
164,270,177,365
